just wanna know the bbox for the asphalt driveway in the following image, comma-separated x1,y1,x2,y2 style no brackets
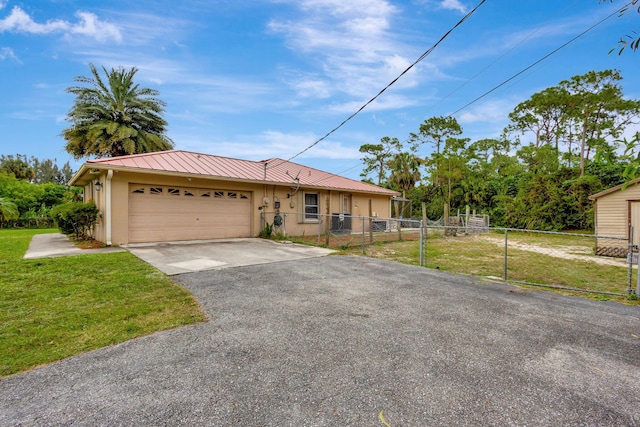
1,256,639,426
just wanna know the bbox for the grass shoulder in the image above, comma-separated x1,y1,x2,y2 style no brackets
0,229,207,378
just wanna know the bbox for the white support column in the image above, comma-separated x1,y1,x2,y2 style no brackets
105,169,113,246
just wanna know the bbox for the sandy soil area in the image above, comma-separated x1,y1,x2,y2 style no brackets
480,236,631,268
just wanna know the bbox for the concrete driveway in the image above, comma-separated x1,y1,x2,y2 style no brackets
125,238,335,275
1,256,639,426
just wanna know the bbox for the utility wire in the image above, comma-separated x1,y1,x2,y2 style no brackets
311,1,627,185
425,0,581,116
267,0,487,170
448,2,627,118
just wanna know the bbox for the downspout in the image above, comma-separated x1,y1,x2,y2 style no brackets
105,169,113,246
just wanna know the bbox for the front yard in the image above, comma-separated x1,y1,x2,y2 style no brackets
0,229,206,377
3,228,636,378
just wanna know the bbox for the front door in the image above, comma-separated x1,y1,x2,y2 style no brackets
342,194,351,214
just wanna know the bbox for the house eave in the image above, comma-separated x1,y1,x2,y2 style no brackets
69,163,398,196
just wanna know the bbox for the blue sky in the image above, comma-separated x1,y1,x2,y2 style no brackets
1,0,639,180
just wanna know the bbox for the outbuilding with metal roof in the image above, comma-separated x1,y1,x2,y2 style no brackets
589,177,640,257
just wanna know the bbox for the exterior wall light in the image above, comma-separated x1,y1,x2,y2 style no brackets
95,181,103,191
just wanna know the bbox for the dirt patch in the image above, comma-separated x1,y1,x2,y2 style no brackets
72,238,107,250
480,236,630,268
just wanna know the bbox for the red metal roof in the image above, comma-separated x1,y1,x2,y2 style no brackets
82,150,398,195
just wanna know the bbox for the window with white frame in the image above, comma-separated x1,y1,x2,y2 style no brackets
304,192,319,221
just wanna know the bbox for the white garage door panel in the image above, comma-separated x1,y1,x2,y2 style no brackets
128,185,251,243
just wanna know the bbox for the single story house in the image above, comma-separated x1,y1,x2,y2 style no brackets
589,177,640,257
69,150,399,245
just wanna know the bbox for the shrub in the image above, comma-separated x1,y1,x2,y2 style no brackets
50,201,99,239
259,222,273,238
0,197,19,227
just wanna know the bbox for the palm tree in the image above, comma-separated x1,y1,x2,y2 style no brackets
62,63,174,159
0,197,19,227
388,152,422,198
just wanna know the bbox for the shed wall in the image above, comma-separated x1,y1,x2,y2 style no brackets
594,181,640,256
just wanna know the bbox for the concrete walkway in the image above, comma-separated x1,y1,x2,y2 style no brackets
23,233,126,259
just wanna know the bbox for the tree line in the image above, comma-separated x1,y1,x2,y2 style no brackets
0,156,78,227
0,154,74,184
360,69,640,231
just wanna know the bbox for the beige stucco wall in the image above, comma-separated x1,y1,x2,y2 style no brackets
259,187,393,236
83,177,107,243
83,169,394,245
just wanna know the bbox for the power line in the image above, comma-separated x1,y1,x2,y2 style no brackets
448,2,628,118
309,1,628,185
424,0,582,116
267,0,487,169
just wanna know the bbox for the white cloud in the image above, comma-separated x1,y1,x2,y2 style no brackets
292,77,332,98
298,139,361,160
439,0,468,13
268,0,427,102
457,98,514,125
69,12,122,43
0,7,68,33
255,130,361,160
620,125,640,144
268,0,397,56
452,97,521,142
327,93,422,114
175,130,360,161
0,6,121,42
0,0,7,10
297,0,397,18
0,46,19,62
101,10,188,47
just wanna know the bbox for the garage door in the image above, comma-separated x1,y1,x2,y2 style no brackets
128,184,251,243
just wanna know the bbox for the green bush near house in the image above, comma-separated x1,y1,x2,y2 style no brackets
259,222,273,238
50,201,99,239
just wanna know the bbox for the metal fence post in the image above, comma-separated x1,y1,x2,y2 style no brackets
634,226,640,296
628,227,634,296
424,223,427,267
282,212,286,237
636,253,640,296
362,216,365,254
419,220,423,266
317,215,321,245
503,228,508,281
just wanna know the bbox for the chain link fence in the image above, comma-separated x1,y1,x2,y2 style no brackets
424,227,634,297
261,211,422,250
261,212,636,297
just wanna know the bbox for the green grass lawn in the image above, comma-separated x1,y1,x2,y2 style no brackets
0,229,207,377
339,231,639,305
